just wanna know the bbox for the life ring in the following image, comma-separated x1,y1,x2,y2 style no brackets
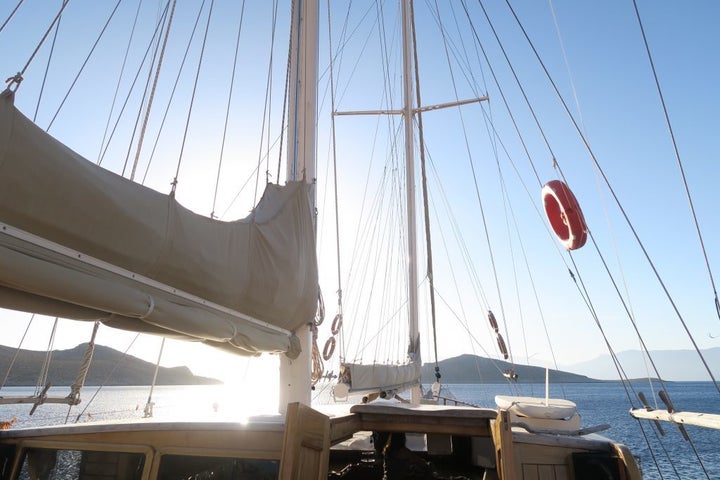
322,337,336,360
541,180,587,250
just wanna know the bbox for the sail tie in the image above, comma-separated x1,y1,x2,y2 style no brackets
3,0,69,96
3,73,23,94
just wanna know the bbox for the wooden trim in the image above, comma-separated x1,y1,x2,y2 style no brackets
279,403,330,480
612,443,643,480
329,413,362,444
492,410,516,480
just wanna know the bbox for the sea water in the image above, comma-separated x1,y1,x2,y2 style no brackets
1,382,718,479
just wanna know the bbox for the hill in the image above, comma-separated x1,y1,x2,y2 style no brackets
0,343,221,386
422,354,598,384
564,347,720,381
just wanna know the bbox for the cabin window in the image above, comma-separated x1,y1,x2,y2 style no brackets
157,454,278,480
17,448,144,480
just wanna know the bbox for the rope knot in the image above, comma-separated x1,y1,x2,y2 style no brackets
3,72,23,93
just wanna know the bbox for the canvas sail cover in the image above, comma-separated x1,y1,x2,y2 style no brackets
339,359,422,394
0,93,317,357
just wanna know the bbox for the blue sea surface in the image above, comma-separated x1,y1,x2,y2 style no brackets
1,382,719,479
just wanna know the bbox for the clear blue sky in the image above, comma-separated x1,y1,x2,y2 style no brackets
0,1,718,385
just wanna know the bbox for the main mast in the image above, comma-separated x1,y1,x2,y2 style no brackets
279,0,319,412
401,0,422,404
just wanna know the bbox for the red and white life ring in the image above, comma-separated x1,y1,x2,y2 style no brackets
541,180,587,250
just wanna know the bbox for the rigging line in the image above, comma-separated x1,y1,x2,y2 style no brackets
568,251,708,479
646,427,680,480
567,255,634,399
549,0,646,393
425,169,487,341
0,0,24,34
0,315,34,391
585,229,669,393
276,1,292,185
543,1,644,359
632,0,720,323
97,0,170,167
274,0,292,186
435,0,514,365
73,333,141,423
326,0,346,358
411,1,440,378
97,0,144,165
212,0,246,217
334,3,382,107
263,0,279,185
462,0,542,191
252,0,279,202
498,171,534,388
425,0,487,103
504,0,720,395
548,0,644,398
121,3,170,178
553,14,652,392
218,133,285,218
143,337,165,418
328,16,385,324
426,146,491,311
546,0,587,135
474,102,576,277
3,0,69,92
33,0,69,123
340,23,401,358
425,151,521,396
433,288,522,384
129,0,177,182
36,318,59,396
171,0,214,196
68,322,100,403
586,226,713,477
46,0,124,131
504,184,567,397
475,0,554,184
140,1,206,183
342,154,393,356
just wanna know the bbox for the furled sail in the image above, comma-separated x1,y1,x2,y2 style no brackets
0,92,317,357
335,359,422,398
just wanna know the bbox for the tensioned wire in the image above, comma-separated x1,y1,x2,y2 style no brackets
631,0,720,324
504,0,720,397
170,0,215,196
500,0,713,475
0,0,24,34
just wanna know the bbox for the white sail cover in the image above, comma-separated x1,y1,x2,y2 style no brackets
0,92,317,357
339,359,421,394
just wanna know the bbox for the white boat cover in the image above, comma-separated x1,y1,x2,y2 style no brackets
0,92,317,357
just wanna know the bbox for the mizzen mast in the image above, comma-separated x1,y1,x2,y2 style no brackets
279,0,320,412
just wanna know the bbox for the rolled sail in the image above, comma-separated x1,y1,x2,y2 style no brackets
0,92,317,356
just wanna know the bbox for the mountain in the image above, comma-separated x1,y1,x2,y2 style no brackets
564,347,720,381
0,343,221,386
422,354,599,384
